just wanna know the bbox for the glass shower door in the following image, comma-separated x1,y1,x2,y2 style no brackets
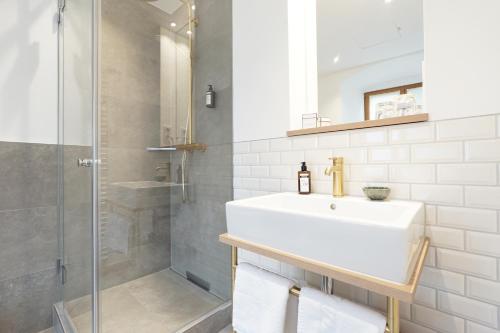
58,0,97,331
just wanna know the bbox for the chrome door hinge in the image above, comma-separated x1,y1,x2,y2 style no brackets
57,258,67,285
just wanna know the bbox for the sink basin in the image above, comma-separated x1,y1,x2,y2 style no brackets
226,193,424,284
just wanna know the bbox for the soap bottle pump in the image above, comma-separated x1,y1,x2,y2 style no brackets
298,162,311,194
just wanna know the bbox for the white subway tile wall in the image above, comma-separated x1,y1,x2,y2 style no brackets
232,114,500,332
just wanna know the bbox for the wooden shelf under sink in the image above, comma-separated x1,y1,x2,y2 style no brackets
219,233,429,303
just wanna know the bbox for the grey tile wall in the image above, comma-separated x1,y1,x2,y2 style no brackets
0,142,59,333
171,0,233,301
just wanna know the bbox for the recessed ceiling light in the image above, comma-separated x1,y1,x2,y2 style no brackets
191,4,196,10
385,0,392,3
333,55,340,64
170,22,177,28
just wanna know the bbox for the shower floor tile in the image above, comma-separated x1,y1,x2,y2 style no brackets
67,269,223,333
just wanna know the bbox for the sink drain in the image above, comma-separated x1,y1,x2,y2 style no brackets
330,203,336,210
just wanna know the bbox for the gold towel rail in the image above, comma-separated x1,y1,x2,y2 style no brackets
231,246,397,333
224,235,430,333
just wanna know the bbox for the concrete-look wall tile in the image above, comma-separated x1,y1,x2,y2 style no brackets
0,268,57,333
420,267,465,294
0,206,57,282
437,164,497,185
466,277,500,306
412,184,463,206
437,248,497,280
350,128,387,146
436,116,496,141
437,291,498,328
0,142,57,211
465,139,500,162
390,164,435,184
412,142,463,163
465,186,500,209
368,145,410,163
437,206,497,232
389,122,435,144
412,304,465,333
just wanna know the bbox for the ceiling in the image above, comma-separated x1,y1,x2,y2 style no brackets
148,0,184,15
316,0,423,75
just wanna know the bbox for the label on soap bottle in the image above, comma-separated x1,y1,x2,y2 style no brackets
299,177,309,192
298,173,311,194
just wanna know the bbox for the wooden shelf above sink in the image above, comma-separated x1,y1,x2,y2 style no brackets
219,233,429,303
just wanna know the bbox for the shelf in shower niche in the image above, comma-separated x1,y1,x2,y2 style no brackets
146,143,208,152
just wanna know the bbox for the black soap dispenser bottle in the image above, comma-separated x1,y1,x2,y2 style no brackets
298,162,311,194
205,85,216,108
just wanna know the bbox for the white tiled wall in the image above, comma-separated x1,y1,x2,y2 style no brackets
233,114,500,333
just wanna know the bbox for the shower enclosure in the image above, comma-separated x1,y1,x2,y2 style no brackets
56,0,232,331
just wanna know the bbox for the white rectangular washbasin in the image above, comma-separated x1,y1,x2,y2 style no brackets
226,193,425,284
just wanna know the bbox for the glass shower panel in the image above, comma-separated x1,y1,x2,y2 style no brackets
59,0,94,330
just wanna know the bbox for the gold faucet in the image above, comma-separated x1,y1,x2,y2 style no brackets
324,157,344,197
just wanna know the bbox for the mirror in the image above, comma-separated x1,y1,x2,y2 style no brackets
301,0,424,131
159,3,195,147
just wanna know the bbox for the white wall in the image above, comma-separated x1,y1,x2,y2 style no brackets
232,0,290,142
318,52,423,124
0,0,58,144
424,0,500,120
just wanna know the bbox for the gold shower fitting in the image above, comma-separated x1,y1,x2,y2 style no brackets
324,157,344,197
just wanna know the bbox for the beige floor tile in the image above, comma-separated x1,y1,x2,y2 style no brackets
66,269,223,333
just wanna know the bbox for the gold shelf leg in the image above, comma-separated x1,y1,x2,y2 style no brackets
386,296,400,333
231,246,238,333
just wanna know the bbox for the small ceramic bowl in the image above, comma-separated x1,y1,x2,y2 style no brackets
363,186,391,201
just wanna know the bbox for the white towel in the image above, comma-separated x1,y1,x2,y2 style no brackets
298,287,387,333
233,263,294,333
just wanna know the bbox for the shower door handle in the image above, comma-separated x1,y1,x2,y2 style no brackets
77,158,93,168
